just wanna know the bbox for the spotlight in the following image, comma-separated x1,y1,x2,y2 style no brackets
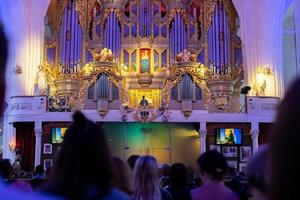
241,86,251,95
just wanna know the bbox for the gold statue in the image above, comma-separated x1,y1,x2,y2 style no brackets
82,63,94,76
93,48,114,62
175,49,199,62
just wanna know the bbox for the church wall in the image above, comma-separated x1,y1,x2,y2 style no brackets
38,122,200,169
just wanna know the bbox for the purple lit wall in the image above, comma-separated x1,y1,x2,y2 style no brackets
208,1,231,72
104,12,121,59
59,1,83,70
170,12,187,63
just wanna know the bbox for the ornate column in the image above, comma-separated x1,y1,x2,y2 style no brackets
251,129,259,154
34,128,42,167
199,122,207,154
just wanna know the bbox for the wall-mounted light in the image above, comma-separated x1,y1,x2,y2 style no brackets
254,65,274,96
13,64,22,75
8,142,16,152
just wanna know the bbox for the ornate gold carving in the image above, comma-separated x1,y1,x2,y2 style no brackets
223,0,238,30
163,62,210,108
137,74,154,87
92,48,115,62
76,0,86,29
204,0,217,32
78,62,123,105
55,0,68,32
175,49,200,62
207,67,243,81
132,107,157,123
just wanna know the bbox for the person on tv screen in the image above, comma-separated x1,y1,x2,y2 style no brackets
226,130,235,145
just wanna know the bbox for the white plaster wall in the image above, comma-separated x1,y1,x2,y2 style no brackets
232,0,287,97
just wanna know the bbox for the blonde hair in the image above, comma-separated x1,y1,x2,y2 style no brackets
133,156,161,200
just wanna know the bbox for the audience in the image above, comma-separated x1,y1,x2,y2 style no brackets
247,146,268,200
165,163,192,200
42,112,130,200
32,165,45,180
269,78,300,200
132,155,171,200
31,165,46,190
111,156,132,195
0,159,15,184
191,151,239,200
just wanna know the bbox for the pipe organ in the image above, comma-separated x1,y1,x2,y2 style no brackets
42,0,243,118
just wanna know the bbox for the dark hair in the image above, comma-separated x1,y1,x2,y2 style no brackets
247,146,268,195
0,159,12,179
35,165,44,175
270,79,300,200
45,112,112,199
160,163,170,177
127,155,140,170
169,163,188,187
0,23,8,113
197,151,227,181
0,23,8,74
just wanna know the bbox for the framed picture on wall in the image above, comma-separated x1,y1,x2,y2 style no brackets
239,162,248,174
240,146,252,162
43,143,52,154
227,160,238,169
222,146,237,157
44,159,53,170
209,145,221,153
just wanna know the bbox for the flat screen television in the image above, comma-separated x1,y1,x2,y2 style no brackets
215,128,242,145
51,127,68,143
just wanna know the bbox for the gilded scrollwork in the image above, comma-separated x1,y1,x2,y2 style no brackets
223,0,238,30
204,0,217,32
207,67,243,81
78,62,123,105
163,62,211,108
76,0,87,29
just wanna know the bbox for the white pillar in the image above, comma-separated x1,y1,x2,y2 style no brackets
250,121,260,153
251,129,259,154
34,129,42,167
199,122,207,154
34,120,43,167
